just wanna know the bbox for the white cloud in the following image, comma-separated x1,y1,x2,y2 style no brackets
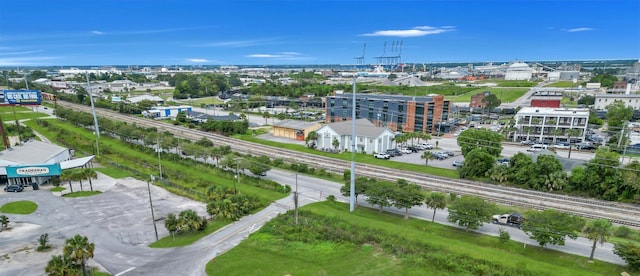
90,30,105,35
0,56,62,66
246,52,310,61
0,50,43,56
361,26,455,37
186,58,210,63
567,27,595,32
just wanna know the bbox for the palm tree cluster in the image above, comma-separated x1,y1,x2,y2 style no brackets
205,186,259,221
45,234,95,276
59,168,98,193
394,132,431,147
164,209,208,239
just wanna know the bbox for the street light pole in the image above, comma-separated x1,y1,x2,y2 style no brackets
85,73,101,156
235,159,240,194
148,175,159,241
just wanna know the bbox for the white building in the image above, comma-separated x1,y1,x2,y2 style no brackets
505,62,533,81
142,106,192,119
314,118,395,154
594,94,640,111
514,107,589,144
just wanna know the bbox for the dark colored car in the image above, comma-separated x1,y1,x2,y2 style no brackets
4,185,24,192
407,146,420,152
386,149,402,157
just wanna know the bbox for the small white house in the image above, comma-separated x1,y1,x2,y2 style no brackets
314,118,395,154
142,106,192,119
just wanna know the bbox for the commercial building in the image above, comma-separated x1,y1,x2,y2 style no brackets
513,107,589,144
594,94,640,111
314,119,395,154
0,140,94,187
272,120,322,141
470,91,490,109
325,93,450,134
505,62,533,81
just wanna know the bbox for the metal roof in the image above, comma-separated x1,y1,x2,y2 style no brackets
0,140,68,165
60,155,95,170
322,118,390,137
273,119,320,130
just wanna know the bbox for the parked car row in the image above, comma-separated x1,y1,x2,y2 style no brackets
432,151,454,160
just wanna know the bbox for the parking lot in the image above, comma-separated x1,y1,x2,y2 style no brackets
0,172,207,275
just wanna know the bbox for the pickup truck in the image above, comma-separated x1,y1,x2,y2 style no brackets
374,153,390,159
492,213,524,227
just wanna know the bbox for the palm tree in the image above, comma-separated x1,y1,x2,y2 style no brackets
565,128,581,159
0,215,9,232
550,128,563,144
60,170,74,193
63,234,95,276
425,192,447,222
46,255,79,276
583,219,613,261
81,169,98,191
165,213,179,239
262,111,270,125
420,151,435,166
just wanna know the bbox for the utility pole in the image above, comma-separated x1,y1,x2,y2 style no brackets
157,135,163,179
294,172,299,225
235,159,240,194
349,75,357,212
85,73,101,156
148,175,159,241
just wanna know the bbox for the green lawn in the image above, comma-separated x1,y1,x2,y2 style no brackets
149,219,232,248
51,186,66,192
62,191,102,197
445,87,529,103
0,200,38,214
94,167,134,179
207,201,628,275
545,81,586,88
0,110,49,122
187,97,226,107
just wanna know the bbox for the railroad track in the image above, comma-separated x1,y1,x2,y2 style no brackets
59,102,640,227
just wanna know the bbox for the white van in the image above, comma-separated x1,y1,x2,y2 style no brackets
527,144,548,152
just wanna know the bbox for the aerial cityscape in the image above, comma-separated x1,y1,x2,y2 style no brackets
1,0,640,275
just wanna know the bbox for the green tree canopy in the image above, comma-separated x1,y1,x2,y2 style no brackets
459,148,495,178
457,128,503,157
425,192,447,222
483,93,502,110
447,195,495,230
614,243,640,270
606,100,633,130
583,219,613,261
521,209,585,247
390,183,424,219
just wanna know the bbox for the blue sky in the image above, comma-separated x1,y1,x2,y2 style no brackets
0,0,638,66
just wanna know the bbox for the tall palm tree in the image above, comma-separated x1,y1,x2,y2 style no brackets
420,151,435,166
82,169,98,191
583,219,613,261
165,213,179,239
565,128,581,159
550,128,563,144
60,170,74,193
63,234,95,276
425,192,447,222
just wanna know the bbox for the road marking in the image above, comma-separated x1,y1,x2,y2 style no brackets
115,267,136,276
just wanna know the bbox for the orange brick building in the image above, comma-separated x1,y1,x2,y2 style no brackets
325,93,450,134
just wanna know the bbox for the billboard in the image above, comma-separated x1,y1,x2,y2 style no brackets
1,90,41,105
6,164,62,178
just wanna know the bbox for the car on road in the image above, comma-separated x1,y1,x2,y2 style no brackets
4,184,24,192
520,140,534,146
553,143,571,150
374,153,390,159
452,160,463,167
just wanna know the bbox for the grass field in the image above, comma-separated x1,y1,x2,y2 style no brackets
94,167,134,179
445,87,529,103
0,200,38,214
183,97,226,107
544,81,587,88
149,219,231,248
477,79,540,87
207,201,628,275
62,191,102,197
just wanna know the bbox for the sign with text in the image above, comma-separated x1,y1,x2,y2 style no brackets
6,163,62,177
2,90,41,105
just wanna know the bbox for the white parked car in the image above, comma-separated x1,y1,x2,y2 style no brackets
374,153,390,159
419,143,433,150
400,148,412,154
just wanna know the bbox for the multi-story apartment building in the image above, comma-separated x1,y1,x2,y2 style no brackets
325,93,450,134
513,107,589,143
594,94,640,111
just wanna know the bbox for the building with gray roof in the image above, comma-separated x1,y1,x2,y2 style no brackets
314,118,395,154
